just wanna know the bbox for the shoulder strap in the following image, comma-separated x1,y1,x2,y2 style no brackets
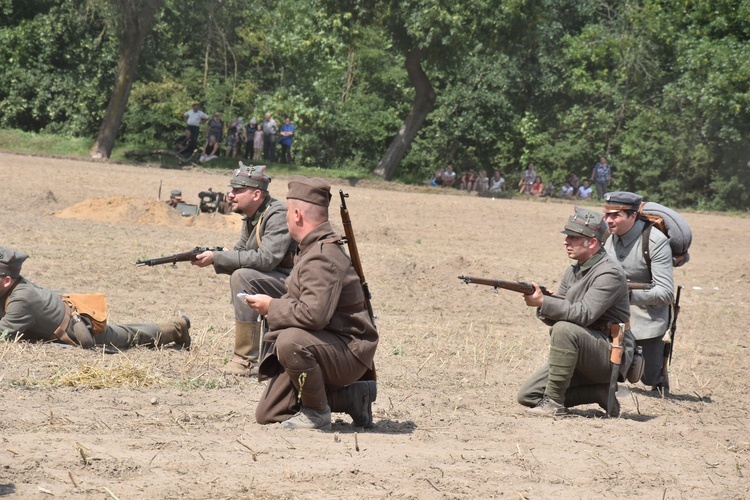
641,223,653,277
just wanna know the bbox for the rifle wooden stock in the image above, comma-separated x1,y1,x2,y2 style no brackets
136,246,223,266
339,190,374,323
458,275,563,299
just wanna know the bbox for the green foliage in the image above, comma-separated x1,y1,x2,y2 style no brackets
2,0,750,209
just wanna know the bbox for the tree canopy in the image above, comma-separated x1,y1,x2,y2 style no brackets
1,0,749,210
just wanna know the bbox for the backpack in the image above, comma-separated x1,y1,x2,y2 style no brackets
639,202,692,267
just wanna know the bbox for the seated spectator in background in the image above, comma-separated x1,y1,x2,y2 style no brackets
475,170,489,193
568,172,581,192
442,165,457,188
543,180,555,197
518,163,537,194
174,129,193,158
577,180,593,200
226,120,240,158
166,189,183,207
207,113,224,144
424,170,444,187
460,169,477,191
489,170,505,192
199,136,220,163
530,176,544,196
559,181,574,199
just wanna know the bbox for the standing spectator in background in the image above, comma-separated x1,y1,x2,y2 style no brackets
518,163,537,194
244,118,257,159
441,164,457,188
183,103,208,152
577,180,593,200
279,117,295,164
262,112,279,162
591,156,612,200
253,123,264,160
207,113,225,145
226,119,240,158
199,136,220,163
489,170,505,192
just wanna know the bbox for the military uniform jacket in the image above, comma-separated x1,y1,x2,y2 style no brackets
539,249,634,376
266,221,378,370
604,219,674,340
0,278,65,341
540,249,630,328
213,197,295,275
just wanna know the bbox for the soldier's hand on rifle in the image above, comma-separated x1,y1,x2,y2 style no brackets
191,250,216,267
244,293,272,315
523,283,545,307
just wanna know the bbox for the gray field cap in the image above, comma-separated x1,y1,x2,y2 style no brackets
0,247,28,278
229,162,271,190
561,207,608,242
604,191,643,213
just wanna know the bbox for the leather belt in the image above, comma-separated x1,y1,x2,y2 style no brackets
590,320,631,336
337,302,365,314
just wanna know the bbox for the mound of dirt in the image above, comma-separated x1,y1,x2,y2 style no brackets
56,196,184,225
55,196,243,231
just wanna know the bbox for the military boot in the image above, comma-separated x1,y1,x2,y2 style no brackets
329,381,377,428
222,321,260,377
155,316,191,349
565,384,620,417
280,406,332,431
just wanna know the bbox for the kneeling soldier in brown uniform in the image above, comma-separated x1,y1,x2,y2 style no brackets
0,247,190,349
517,207,635,416
243,176,378,430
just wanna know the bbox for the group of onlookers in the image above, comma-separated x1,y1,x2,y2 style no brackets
178,103,295,164
424,165,506,194
425,156,612,201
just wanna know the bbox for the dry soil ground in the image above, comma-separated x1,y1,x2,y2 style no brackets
0,152,749,499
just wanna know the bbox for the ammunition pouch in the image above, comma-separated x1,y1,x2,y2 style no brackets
60,293,108,335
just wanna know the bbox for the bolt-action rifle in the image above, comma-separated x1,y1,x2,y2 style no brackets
136,246,223,266
459,275,652,298
458,275,564,299
339,190,374,323
659,285,683,395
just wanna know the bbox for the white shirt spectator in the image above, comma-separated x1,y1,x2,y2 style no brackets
184,108,209,127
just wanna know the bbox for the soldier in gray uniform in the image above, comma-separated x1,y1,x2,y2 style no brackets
603,191,675,392
191,163,296,377
0,247,190,349
518,207,635,417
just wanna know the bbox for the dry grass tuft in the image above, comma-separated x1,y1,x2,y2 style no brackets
49,358,165,389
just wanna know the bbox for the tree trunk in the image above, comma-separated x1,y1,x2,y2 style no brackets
90,0,165,159
373,49,437,180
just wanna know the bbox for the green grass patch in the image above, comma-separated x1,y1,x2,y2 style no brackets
0,128,378,182
0,129,95,157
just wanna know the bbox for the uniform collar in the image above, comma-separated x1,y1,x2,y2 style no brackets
617,218,646,247
576,248,606,274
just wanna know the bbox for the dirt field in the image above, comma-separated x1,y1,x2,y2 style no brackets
1,152,748,499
